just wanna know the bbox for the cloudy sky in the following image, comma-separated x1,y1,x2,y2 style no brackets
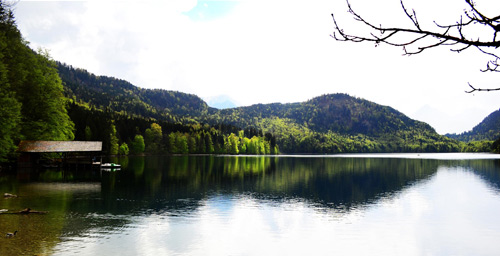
13,0,500,134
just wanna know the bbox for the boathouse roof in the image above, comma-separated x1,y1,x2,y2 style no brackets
17,141,102,153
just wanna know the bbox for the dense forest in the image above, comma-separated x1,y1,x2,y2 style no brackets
67,102,278,156
203,94,468,153
1,0,499,164
0,3,73,162
59,59,468,155
61,59,493,155
60,63,279,156
58,63,214,123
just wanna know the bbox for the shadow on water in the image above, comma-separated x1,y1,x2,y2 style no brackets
1,155,500,255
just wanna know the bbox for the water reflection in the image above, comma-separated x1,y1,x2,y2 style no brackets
98,156,442,213
0,155,500,255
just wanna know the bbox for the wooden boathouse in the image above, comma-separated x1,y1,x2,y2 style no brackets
17,141,103,169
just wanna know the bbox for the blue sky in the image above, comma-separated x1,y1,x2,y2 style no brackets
13,0,500,134
184,1,239,21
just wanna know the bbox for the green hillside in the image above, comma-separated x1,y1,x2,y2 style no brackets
446,108,500,142
55,61,463,153
209,94,433,136
58,63,214,123
205,94,461,153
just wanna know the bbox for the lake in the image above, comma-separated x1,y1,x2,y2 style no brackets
1,154,500,255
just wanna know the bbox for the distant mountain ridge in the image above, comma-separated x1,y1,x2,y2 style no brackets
56,62,478,153
206,95,238,109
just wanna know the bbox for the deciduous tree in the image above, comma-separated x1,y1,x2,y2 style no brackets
130,135,145,154
0,1,74,161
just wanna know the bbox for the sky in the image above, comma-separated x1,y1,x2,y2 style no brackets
12,0,500,135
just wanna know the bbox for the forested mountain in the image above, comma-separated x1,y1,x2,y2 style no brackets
209,94,433,136
58,63,214,123
56,58,464,153
205,94,461,153
446,108,500,142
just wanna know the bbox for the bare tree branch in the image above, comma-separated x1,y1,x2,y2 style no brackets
466,82,500,93
331,0,500,92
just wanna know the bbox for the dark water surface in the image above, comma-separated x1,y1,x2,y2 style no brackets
1,154,500,255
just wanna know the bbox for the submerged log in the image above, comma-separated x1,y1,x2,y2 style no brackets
0,208,48,214
18,208,48,214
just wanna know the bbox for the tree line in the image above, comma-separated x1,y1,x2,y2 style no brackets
68,102,279,156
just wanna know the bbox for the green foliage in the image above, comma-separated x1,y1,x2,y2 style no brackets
0,87,21,161
492,137,500,153
206,94,433,137
169,132,188,154
0,2,74,162
462,140,493,152
130,135,145,154
203,94,466,154
0,5,21,161
57,62,213,123
65,84,469,155
225,133,240,155
119,142,129,155
145,123,162,153
18,51,74,141
109,124,119,155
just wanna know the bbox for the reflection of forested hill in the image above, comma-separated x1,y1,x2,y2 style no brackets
97,156,440,212
466,159,500,190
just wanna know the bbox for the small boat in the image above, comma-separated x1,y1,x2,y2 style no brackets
101,163,121,168
101,168,121,172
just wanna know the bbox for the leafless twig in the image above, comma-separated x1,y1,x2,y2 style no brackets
332,0,500,92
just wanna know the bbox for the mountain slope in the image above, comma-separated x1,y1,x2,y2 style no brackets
204,94,460,153
57,62,214,122
207,94,435,136
446,108,500,142
56,64,463,153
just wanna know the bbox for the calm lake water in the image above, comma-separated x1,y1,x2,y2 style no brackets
1,154,500,255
